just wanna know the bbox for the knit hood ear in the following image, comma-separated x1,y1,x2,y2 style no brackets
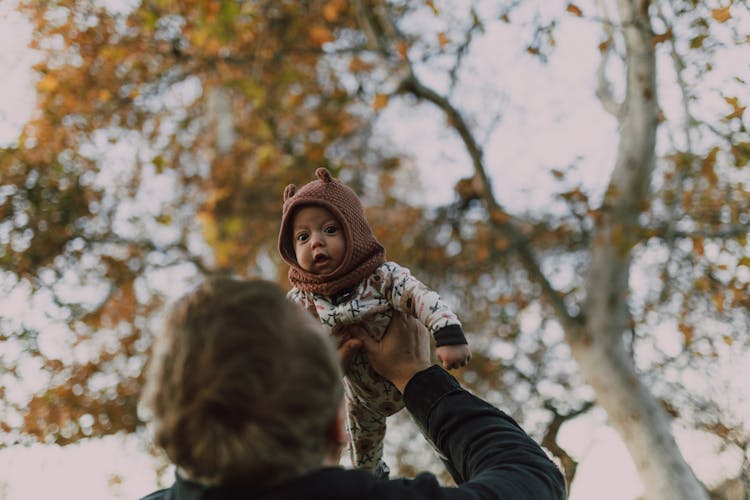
277,168,385,296
283,184,297,201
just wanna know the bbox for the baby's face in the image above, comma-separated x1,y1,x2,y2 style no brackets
292,206,346,275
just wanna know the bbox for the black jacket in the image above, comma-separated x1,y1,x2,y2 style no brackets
141,366,566,499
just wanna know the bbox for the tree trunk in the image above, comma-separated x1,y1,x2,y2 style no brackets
568,1,707,498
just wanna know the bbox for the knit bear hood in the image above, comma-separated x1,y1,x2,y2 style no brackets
278,168,385,296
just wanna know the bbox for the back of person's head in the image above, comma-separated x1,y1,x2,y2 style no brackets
140,277,343,488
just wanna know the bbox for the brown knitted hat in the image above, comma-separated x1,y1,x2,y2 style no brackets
278,168,385,296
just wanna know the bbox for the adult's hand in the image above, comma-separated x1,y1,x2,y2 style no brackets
336,336,363,370
355,312,432,393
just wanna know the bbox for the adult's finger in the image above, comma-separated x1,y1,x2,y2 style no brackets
337,337,363,370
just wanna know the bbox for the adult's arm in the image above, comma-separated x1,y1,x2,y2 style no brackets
358,313,566,499
405,366,566,499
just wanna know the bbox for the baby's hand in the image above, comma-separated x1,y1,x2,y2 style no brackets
436,344,471,370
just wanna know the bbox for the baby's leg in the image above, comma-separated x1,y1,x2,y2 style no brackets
345,396,389,478
342,351,403,478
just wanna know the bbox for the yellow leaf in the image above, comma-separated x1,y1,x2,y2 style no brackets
566,3,584,17
690,34,707,49
156,214,172,224
712,292,724,312
426,0,439,15
711,7,731,23
152,155,165,173
373,93,389,111
723,335,733,346
38,74,58,93
723,96,746,121
191,26,211,48
437,32,449,48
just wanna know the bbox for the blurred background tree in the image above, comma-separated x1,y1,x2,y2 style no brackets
1,0,748,498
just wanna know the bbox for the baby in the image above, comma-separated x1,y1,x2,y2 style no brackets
278,167,471,478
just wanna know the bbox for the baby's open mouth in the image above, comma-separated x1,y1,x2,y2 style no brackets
314,254,328,263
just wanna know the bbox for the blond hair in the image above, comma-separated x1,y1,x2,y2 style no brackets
141,278,343,487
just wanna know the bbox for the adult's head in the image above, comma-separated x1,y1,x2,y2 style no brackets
140,277,344,488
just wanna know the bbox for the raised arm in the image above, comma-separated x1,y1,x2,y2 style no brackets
356,312,566,499
381,263,466,345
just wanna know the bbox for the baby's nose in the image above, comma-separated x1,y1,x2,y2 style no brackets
310,232,325,246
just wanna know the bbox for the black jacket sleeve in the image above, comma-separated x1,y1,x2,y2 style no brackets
403,365,566,499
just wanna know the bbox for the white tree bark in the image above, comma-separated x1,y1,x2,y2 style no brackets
207,87,236,155
570,1,707,498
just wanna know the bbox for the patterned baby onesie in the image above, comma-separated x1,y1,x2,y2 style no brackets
287,261,466,476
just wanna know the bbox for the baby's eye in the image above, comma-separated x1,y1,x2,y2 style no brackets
296,232,310,242
324,225,339,234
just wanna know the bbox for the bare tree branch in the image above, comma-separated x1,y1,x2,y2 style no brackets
542,401,595,491
594,0,622,116
394,73,579,329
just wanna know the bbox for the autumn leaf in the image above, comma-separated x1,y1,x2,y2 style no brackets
476,245,489,263
723,96,746,121
566,3,584,17
732,142,750,167
308,25,334,47
652,28,673,45
437,32,450,48
711,7,732,23
701,147,719,185
373,93,389,111
693,237,704,256
679,324,694,346
349,57,374,72
152,155,165,172
38,74,58,93
323,0,345,22
494,237,510,251
426,0,439,15
551,169,565,180
694,276,710,292
689,34,707,49
712,292,725,313
396,41,409,60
